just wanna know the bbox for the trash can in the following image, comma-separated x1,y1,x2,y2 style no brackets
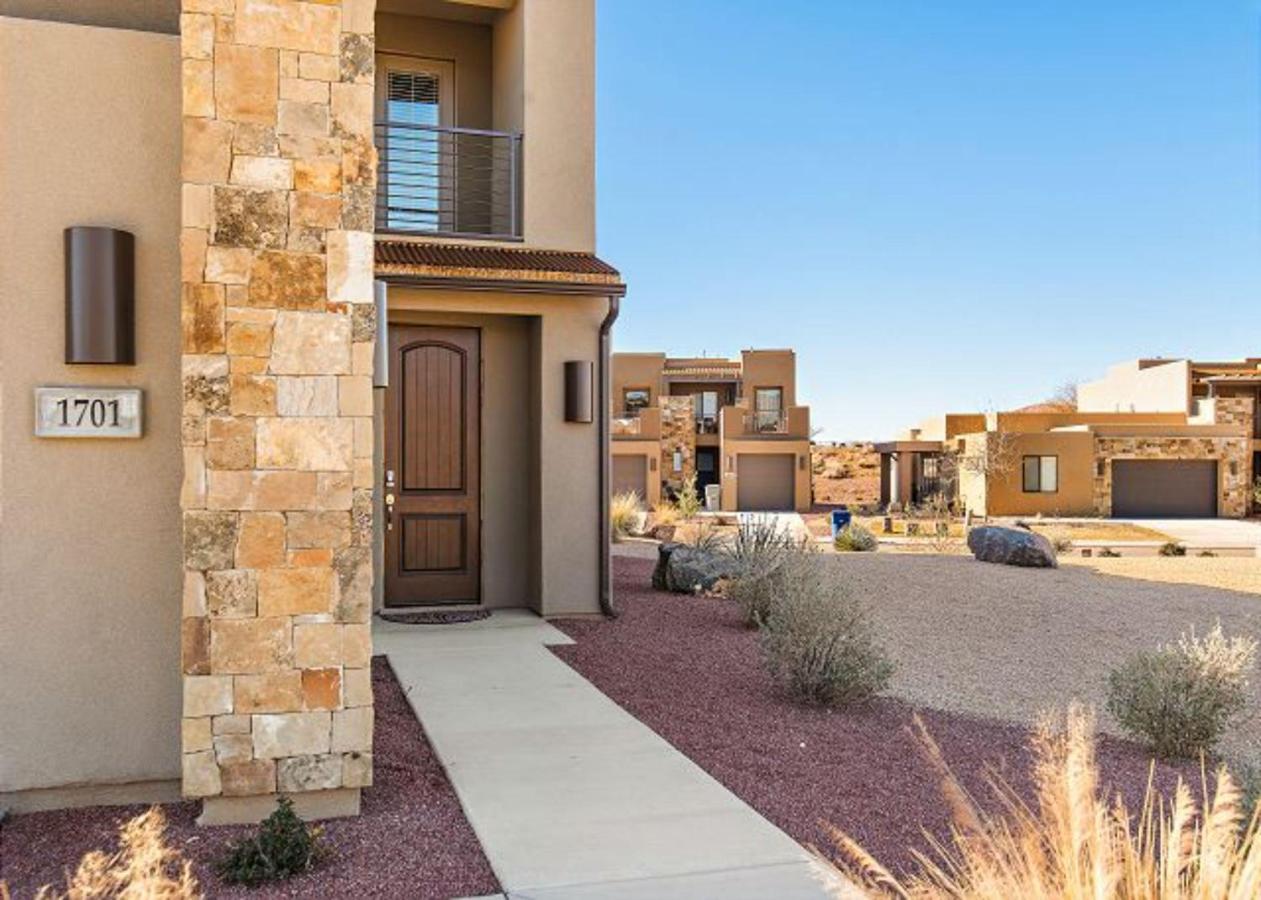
704,483,721,512
830,507,852,538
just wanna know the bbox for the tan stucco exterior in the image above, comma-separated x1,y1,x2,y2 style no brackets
0,17,183,808
612,349,812,512
1078,359,1193,414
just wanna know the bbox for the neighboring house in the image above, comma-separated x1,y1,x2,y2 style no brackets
0,0,622,823
611,350,812,512
878,357,1257,518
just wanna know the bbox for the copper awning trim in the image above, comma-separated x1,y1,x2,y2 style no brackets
375,239,622,287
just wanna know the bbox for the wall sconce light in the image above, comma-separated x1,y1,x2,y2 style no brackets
65,226,134,364
564,360,593,423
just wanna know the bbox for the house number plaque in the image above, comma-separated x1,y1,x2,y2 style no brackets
34,387,143,438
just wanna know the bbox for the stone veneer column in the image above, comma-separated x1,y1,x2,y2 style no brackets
659,397,696,493
179,0,377,817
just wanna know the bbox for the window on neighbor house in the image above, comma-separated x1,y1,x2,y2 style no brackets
695,391,719,433
623,389,650,414
754,388,783,431
1022,455,1058,493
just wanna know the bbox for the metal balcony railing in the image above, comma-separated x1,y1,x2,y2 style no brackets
695,415,720,435
744,410,789,435
612,409,643,436
374,121,522,240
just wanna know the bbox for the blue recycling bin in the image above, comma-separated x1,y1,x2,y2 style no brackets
830,507,852,538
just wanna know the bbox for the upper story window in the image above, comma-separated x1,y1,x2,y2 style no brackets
695,391,719,434
623,388,651,414
1022,455,1058,493
375,55,522,240
753,387,783,431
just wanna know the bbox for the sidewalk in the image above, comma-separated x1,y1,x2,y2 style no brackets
375,612,855,899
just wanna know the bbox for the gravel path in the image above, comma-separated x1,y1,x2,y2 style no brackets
0,658,499,900
829,553,1261,759
553,558,1199,875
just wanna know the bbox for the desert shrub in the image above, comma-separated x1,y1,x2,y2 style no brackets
1159,541,1187,557
725,515,794,575
651,503,680,529
833,522,877,552
681,520,723,553
30,807,200,899
727,538,809,628
1099,547,1121,558
825,705,1261,899
610,490,642,542
674,473,702,519
217,797,325,886
759,555,893,704
1199,549,1218,558
1106,622,1257,758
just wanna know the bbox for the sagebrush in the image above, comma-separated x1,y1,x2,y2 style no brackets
759,554,893,705
1106,622,1256,758
725,518,804,627
216,797,325,886
833,522,877,552
826,705,1261,899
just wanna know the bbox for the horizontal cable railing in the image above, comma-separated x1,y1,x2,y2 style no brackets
743,410,789,435
374,121,522,240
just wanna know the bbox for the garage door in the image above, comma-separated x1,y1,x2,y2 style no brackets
1112,460,1217,518
612,455,648,504
737,454,795,511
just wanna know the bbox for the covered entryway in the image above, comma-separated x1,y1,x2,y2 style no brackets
1112,460,1218,518
385,325,482,606
612,455,648,504
737,453,795,511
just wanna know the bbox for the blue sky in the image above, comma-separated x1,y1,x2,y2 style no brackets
596,1,1261,441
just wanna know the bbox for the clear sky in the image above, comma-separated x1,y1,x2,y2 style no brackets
595,1,1261,441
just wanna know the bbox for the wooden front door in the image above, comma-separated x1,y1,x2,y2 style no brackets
385,326,481,606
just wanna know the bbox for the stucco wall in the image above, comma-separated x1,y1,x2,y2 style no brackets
0,0,179,34
0,18,182,802
385,287,604,616
740,350,797,407
1078,359,1191,414
981,431,1096,517
612,353,666,411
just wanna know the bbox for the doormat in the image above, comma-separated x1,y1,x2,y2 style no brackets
377,610,492,626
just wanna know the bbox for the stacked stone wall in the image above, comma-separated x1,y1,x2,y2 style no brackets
660,396,696,497
1092,435,1250,517
179,0,377,806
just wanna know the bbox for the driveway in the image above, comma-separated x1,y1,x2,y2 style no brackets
1113,518,1261,549
829,553,1261,759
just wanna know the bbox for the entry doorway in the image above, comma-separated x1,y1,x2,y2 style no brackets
384,325,482,606
695,447,719,499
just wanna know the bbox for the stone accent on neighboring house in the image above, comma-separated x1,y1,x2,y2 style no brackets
179,0,376,817
660,396,696,495
1213,396,1254,432
1092,435,1251,517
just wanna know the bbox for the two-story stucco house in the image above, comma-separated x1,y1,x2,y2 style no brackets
610,350,812,512
0,0,622,824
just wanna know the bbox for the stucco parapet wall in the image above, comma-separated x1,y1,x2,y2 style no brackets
1086,424,1246,437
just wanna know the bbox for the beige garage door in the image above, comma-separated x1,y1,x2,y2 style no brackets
612,455,648,504
737,454,795,511
1112,460,1217,518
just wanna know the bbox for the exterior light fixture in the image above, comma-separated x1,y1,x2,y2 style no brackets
564,360,593,423
64,226,135,364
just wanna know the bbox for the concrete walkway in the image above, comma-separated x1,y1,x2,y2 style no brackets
1115,517,1261,549
375,612,853,900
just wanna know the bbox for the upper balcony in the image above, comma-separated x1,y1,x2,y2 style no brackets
721,405,810,440
374,0,596,251
612,406,661,440
374,120,522,241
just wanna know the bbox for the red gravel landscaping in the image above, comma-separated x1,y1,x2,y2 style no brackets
552,556,1198,875
0,657,498,900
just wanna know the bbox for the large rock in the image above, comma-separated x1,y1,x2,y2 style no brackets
653,542,741,594
967,525,1058,568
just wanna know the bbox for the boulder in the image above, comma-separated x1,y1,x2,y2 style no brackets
653,542,741,593
967,525,1058,568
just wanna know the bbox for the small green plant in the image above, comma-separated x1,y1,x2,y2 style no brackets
759,555,893,705
1099,547,1121,558
674,473,702,519
1159,541,1187,557
833,521,877,552
217,797,325,886
1199,549,1218,558
610,490,642,542
1106,622,1257,758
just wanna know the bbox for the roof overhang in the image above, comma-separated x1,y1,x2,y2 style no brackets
375,239,625,297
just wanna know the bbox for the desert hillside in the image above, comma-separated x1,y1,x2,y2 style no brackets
812,442,880,509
